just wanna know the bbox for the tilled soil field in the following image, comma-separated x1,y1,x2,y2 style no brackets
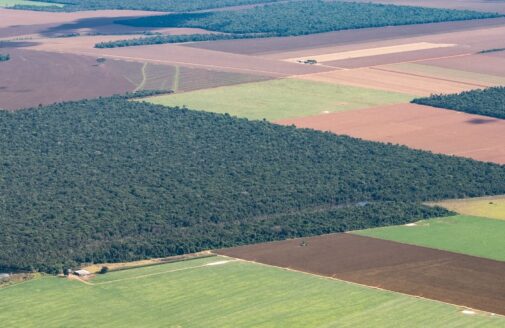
217,233,505,316
277,103,505,164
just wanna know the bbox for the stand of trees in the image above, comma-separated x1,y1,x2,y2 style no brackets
119,1,501,36
12,0,282,12
412,86,505,119
0,54,10,62
1,95,505,273
100,1,501,48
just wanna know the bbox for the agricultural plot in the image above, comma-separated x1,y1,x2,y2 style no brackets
433,196,505,220
218,233,505,315
295,68,487,96
1,256,504,327
377,62,505,87
421,53,505,77
353,215,505,261
145,79,412,120
277,103,505,164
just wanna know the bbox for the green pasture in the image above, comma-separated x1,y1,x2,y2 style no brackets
353,215,505,261
143,78,413,121
1,256,503,327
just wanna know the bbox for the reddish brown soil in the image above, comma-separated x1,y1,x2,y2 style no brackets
185,17,505,55
276,103,505,164
0,48,272,110
421,53,505,77
294,68,483,96
28,41,330,76
0,49,135,109
324,46,470,69
217,233,505,315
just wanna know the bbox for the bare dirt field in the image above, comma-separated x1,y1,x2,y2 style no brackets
0,8,169,38
185,17,505,55
217,233,505,316
284,42,456,64
0,48,271,110
421,53,505,77
293,68,484,96
277,103,505,164
0,49,136,109
27,40,330,76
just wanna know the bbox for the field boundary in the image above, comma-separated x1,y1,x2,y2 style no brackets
218,254,504,318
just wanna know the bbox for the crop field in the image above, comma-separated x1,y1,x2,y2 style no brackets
433,196,505,220
1,256,504,327
277,103,505,164
218,233,505,315
377,63,505,87
421,54,505,77
353,215,505,261
144,79,412,120
295,68,487,96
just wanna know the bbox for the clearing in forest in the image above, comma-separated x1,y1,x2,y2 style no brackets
144,78,412,121
432,196,505,221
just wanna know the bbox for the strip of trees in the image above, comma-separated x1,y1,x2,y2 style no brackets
412,86,505,119
0,54,10,62
1,95,505,273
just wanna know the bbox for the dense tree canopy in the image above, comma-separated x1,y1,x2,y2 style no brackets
0,54,10,62
12,0,282,12
119,1,501,36
1,96,504,273
412,86,505,119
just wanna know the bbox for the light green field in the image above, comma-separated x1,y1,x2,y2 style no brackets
433,196,505,221
0,0,64,7
382,63,505,86
354,215,505,261
1,256,503,327
144,78,413,121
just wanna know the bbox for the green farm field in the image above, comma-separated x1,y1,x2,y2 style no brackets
144,79,413,121
1,256,503,327
353,215,505,261
0,0,63,7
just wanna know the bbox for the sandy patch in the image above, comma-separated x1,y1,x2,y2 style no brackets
285,42,456,63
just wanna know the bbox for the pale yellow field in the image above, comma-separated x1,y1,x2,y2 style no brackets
433,196,505,220
285,42,455,63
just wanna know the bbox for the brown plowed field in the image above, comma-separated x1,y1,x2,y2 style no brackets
28,41,330,77
323,46,470,69
293,68,482,96
186,17,505,55
421,53,505,77
276,103,505,164
0,49,135,110
217,233,505,315
0,48,271,110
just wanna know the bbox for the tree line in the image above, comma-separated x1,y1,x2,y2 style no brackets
412,86,505,119
12,0,282,12
1,95,505,273
102,1,501,48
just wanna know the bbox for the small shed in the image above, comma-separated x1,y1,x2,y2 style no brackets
74,269,91,277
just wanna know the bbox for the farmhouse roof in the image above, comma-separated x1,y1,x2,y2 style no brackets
74,269,91,276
